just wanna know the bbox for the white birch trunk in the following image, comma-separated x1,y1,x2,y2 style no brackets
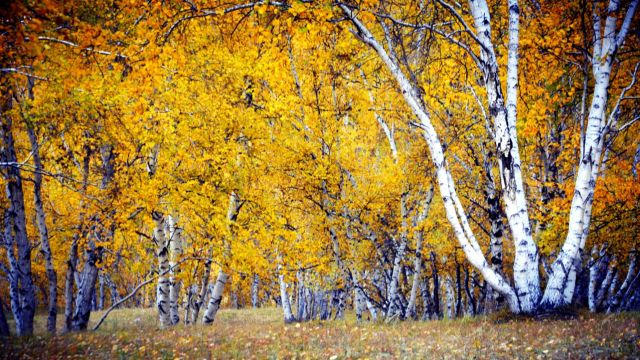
595,261,616,311
3,211,22,334
251,274,260,308
278,265,296,323
588,246,608,311
420,278,434,320
71,248,101,331
386,193,409,320
467,0,540,312
190,256,212,324
445,276,454,320
354,271,377,321
607,252,637,312
354,286,366,321
340,4,520,312
98,274,105,310
153,211,171,327
202,191,241,324
407,186,435,319
202,270,228,324
1,114,36,336
542,0,639,308
167,215,183,325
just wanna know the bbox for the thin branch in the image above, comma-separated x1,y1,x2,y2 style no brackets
373,12,483,67
608,62,639,127
38,37,127,59
162,1,291,42
617,115,640,132
0,68,48,81
434,0,491,54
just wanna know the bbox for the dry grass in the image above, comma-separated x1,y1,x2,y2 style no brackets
1,307,639,359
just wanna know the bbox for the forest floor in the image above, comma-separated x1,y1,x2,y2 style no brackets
1,307,639,359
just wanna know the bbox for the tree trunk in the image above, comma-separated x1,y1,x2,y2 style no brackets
430,252,441,318
98,274,105,310
354,285,366,321
251,274,260,308
607,251,637,312
167,215,183,325
3,210,22,334
455,262,463,317
420,278,434,320
333,288,347,320
202,191,241,324
25,126,58,334
202,270,228,324
71,248,101,331
107,275,120,308
387,193,409,320
191,257,212,324
445,276,454,320
340,4,521,312
278,267,296,323
1,111,36,336
153,211,171,327
594,260,616,311
407,186,435,319
464,267,477,316
184,285,194,325
542,0,639,308
63,237,78,333
484,162,505,313
0,296,9,337
467,0,540,311
588,246,608,312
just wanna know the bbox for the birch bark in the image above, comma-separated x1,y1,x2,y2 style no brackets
1,109,36,335
202,270,228,324
71,247,101,331
406,186,435,319
340,4,520,311
278,264,296,323
541,0,639,308
153,211,171,327
467,0,540,311
190,255,211,323
202,192,241,324
251,274,260,308
167,215,183,325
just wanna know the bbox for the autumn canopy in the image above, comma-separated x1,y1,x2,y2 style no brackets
0,0,639,336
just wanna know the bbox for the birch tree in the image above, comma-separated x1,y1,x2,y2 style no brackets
1,90,36,335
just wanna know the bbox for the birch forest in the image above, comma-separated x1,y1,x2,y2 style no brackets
1,0,640,358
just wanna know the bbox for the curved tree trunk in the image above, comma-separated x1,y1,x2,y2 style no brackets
202,270,228,324
339,4,521,312
542,0,639,308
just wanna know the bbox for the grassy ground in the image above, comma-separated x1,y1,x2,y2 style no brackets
1,307,639,359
